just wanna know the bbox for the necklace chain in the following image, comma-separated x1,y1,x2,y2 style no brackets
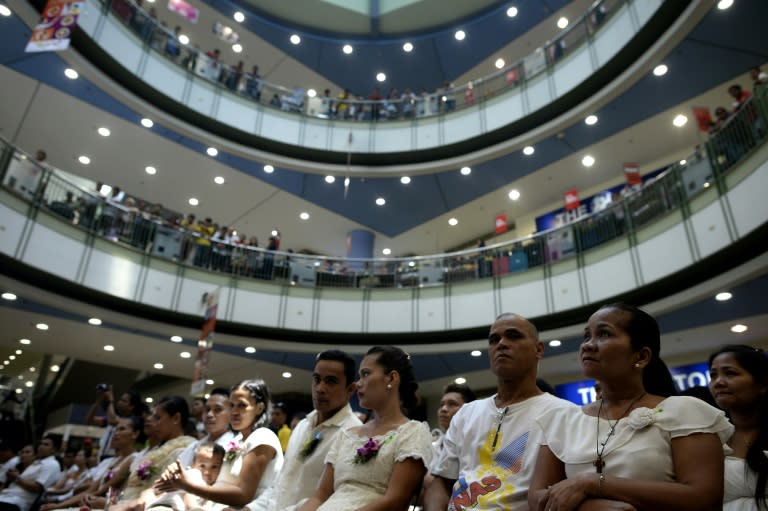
594,392,646,473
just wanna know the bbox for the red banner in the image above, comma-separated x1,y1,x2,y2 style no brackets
495,213,508,234
26,0,83,53
692,106,713,133
563,189,580,211
623,163,642,186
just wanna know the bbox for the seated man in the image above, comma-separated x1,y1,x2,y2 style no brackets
0,436,61,511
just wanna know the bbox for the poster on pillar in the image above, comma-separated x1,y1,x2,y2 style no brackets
191,289,218,396
25,0,84,53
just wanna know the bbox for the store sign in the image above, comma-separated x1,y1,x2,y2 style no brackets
26,0,83,53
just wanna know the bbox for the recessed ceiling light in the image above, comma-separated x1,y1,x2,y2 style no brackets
97,127,111,137
375,197,386,206
299,212,310,220
376,72,386,82
50,364,59,372
206,379,214,385
653,64,668,76
145,397,154,403
0,5,11,16
9,356,15,360
715,292,732,301
342,44,353,54
382,248,391,255
244,346,256,354
470,350,482,357
35,323,48,331
400,176,411,184
145,166,157,175
582,155,596,167
214,176,225,185
717,0,733,10
508,189,521,200
523,145,535,155
1,292,16,301
263,164,274,173
454,30,466,41
78,155,91,165
24,381,33,388
16,350,22,355
3,361,8,365
64,68,78,79
494,58,505,69
585,115,598,125
673,114,688,127
703,181,711,188
178,34,189,45
730,324,748,333
448,217,458,226
19,339,31,345
454,377,467,384
232,43,242,53
140,118,154,128
325,175,335,183
29,366,35,372
0,366,4,370
402,42,413,52
188,198,199,206
180,351,191,358
557,16,568,29
88,318,102,326
407,261,415,267
233,11,244,22
170,335,183,342
206,147,218,157
679,159,687,166
307,88,317,98
103,345,114,351
549,339,562,347
506,6,518,17
271,229,278,236
289,34,301,45
460,166,471,175
14,389,22,394
153,363,164,369
282,371,292,378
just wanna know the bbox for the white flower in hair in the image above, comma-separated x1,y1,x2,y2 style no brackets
627,407,661,430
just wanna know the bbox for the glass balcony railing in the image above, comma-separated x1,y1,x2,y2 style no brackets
2,85,765,289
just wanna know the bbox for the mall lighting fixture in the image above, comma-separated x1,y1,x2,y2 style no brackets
188,198,199,206
214,176,225,184
470,350,482,357
103,345,114,351
180,352,191,358
24,381,33,388
454,30,466,41
506,6,518,17
448,218,458,226
271,229,278,236
325,175,335,183
717,0,733,10
78,155,91,165
35,323,48,330
375,197,386,206
460,166,471,175
244,346,256,354
206,379,214,385
282,372,292,378
97,127,111,137
233,11,244,22
672,114,688,127
16,350,22,355
153,363,164,369
140,118,154,128
307,89,317,98
653,64,668,76
14,389,22,395
585,115,598,125
145,166,157,175
679,159,687,165
402,42,413,52
64,68,78,79
582,155,596,167
178,34,189,45
549,339,562,347
289,34,301,45
263,165,274,173
382,248,392,255
400,176,411,184
29,367,35,371
508,189,521,200
19,339,31,345
342,44,353,54
51,364,60,372
88,318,102,325
299,212,310,220
9,356,15,360
730,324,748,333
170,335,182,342
0,5,11,16
232,43,242,53
715,292,733,301
206,147,218,157
145,397,154,403
557,17,568,29
495,58,505,69
376,72,386,82
454,377,467,384
523,145,535,155
1,292,16,300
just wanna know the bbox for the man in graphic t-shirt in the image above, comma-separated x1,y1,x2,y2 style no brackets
425,313,574,511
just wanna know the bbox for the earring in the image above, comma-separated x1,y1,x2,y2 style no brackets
387,384,392,390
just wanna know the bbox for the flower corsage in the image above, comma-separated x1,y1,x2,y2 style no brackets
136,461,155,481
224,439,244,463
352,433,394,464
627,406,663,430
299,431,322,460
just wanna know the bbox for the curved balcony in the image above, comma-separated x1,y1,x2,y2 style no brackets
70,0,691,165
1,89,767,340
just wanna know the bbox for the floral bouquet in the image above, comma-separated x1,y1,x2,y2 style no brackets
136,460,155,481
224,439,244,463
352,434,394,464
299,431,322,460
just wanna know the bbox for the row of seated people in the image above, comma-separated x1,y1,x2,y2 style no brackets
0,304,765,511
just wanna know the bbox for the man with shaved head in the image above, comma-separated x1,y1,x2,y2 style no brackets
425,313,574,511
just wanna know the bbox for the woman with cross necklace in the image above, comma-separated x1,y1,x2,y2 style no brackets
528,303,733,511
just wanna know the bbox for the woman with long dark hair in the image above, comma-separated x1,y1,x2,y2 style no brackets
709,344,768,510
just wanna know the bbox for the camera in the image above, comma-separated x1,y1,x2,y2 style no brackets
95,383,110,392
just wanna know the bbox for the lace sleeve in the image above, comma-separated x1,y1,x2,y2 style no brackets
393,421,434,468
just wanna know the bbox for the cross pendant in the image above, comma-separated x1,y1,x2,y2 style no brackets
593,456,605,474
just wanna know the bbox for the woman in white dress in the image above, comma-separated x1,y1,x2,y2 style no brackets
529,303,733,511
157,379,283,511
298,346,433,511
709,344,768,511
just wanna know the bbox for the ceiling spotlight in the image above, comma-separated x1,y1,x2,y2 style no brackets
140,118,154,128
170,335,182,342
325,175,335,184
679,159,687,166
470,350,482,357
402,42,413,52
282,371,292,378
16,350,22,355
299,212,310,220
35,323,48,331
342,44,353,54
78,155,91,165
507,6,519,17
581,155,596,167
88,318,102,326
289,34,301,45
407,261,416,267
454,30,466,41
145,397,154,403
730,324,748,333
188,198,199,206
24,381,33,388
50,364,60,372
206,379,214,385
271,229,278,236
180,351,191,358
454,377,467,384
549,339,562,347
495,58,505,69
97,127,111,137
375,197,386,206
523,145,535,155
1,292,16,301
244,346,256,354
232,43,242,53
178,34,189,45
508,189,521,200
145,166,157,175
460,166,471,175
0,5,11,16
206,147,218,157
64,68,79,79
382,248,391,255
448,217,459,226
717,0,733,10
19,339,31,345
715,292,732,301
214,176,225,184
233,11,244,22
263,164,274,174
400,176,411,184
585,115,598,125
673,114,688,127
153,363,164,370
103,345,114,351
557,16,568,29
376,72,386,82
653,64,668,76
14,389,22,395
307,89,317,98
9,356,15,360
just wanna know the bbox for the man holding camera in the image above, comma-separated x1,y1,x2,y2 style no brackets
85,385,143,460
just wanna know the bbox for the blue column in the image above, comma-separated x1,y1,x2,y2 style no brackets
346,229,374,269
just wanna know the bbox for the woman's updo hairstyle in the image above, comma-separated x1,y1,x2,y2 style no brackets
232,379,272,429
124,415,147,444
367,346,419,410
156,395,190,426
599,303,677,397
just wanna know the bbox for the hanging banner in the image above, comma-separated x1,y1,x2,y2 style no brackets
25,0,83,53
168,0,199,23
494,213,508,234
191,289,219,395
692,106,713,133
623,162,642,186
563,188,580,211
